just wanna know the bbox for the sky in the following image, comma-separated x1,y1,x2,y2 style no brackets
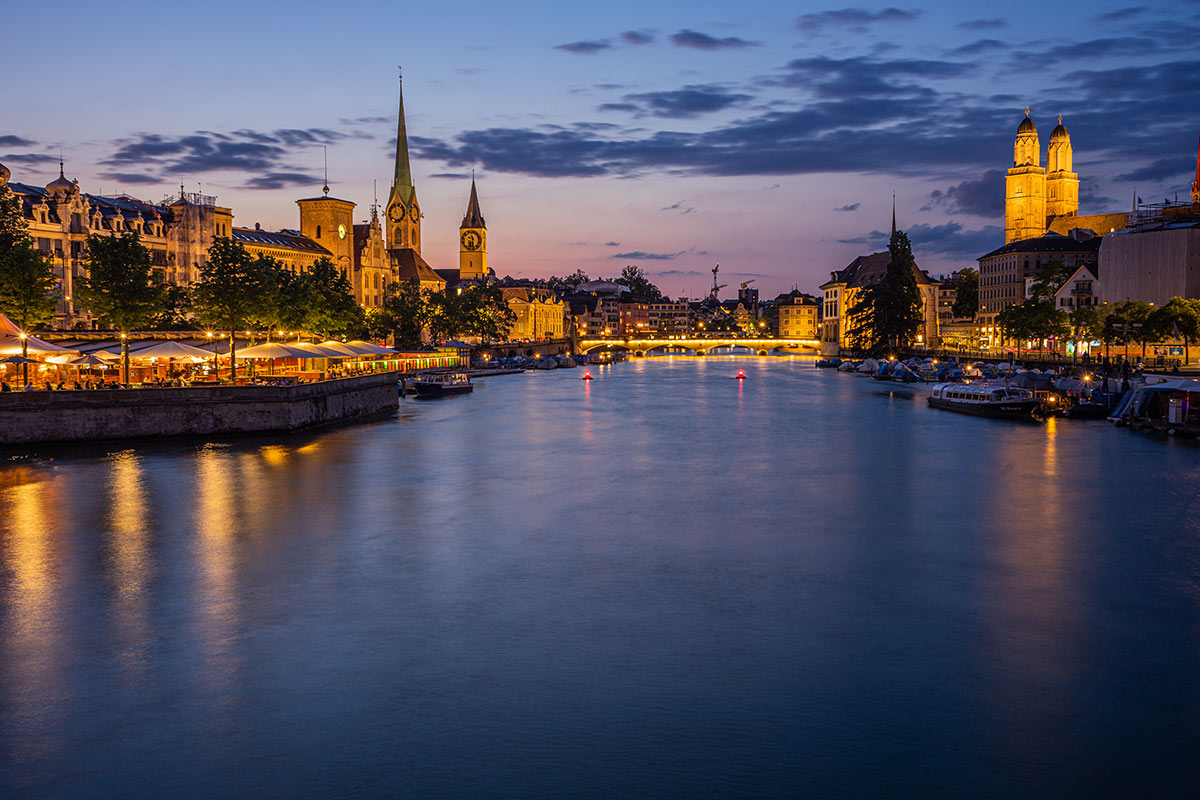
2,0,1198,299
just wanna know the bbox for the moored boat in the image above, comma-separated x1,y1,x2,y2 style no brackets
413,371,473,398
928,382,1044,422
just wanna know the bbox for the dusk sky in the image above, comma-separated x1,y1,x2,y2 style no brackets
4,0,1198,298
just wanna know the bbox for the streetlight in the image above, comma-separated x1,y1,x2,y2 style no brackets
207,331,216,379
18,332,28,386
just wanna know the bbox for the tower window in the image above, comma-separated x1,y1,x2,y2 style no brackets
316,225,322,238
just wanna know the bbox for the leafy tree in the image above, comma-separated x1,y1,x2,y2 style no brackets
1104,300,1155,361
998,299,1069,357
191,238,265,381
380,278,432,348
846,229,924,356
544,270,590,294
428,285,517,341
1028,258,1072,303
363,307,392,342
0,185,59,382
613,265,663,301
1149,297,1200,364
297,258,363,338
148,283,195,330
1069,304,1106,362
77,232,165,385
951,268,979,319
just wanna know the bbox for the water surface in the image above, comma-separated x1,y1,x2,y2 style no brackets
2,357,1199,798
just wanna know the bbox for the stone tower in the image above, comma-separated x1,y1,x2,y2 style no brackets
385,75,421,254
459,176,488,282
1005,110,1046,243
1191,130,1200,206
297,184,355,277
1045,115,1079,220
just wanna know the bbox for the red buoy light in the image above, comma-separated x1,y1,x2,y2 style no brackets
737,370,745,379
582,371,593,381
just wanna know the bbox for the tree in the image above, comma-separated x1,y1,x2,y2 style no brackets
1069,304,1106,363
77,232,164,385
951,268,979,319
1149,297,1200,365
613,265,663,300
296,258,364,338
244,255,297,340
1105,300,1154,362
846,229,924,356
148,283,194,330
544,270,590,294
191,238,265,382
1028,258,1072,303
998,299,1069,358
0,185,58,383
380,278,432,348
427,285,517,342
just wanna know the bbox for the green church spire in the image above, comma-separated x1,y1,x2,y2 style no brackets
392,70,414,207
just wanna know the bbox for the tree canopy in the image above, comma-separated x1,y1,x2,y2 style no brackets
845,229,924,355
612,265,663,300
951,268,978,319
0,185,58,333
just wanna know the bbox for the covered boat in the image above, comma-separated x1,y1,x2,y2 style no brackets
413,371,473,398
928,382,1044,422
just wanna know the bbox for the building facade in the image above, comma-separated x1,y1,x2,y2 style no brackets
819,251,939,355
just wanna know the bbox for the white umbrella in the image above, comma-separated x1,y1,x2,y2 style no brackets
0,335,76,355
235,342,315,360
287,342,348,358
345,340,398,355
318,340,377,356
68,354,113,367
129,340,214,360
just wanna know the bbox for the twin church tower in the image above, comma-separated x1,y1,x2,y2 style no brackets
385,75,489,287
1005,109,1080,243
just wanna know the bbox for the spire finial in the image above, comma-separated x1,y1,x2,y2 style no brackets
1025,106,1030,117
891,191,896,237
322,145,329,196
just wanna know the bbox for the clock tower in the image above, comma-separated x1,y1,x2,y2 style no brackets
459,176,488,282
297,189,355,277
385,74,421,254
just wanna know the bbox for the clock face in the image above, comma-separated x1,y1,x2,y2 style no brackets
387,205,404,222
461,231,481,251
338,224,346,240
410,205,420,222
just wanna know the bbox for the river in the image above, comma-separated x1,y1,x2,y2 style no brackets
2,356,1198,798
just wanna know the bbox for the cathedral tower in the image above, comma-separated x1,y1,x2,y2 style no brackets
1005,109,1046,243
385,75,421,254
1191,130,1200,207
459,176,488,282
297,183,355,277
1045,115,1079,220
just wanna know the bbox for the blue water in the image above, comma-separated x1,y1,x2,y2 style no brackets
2,357,1199,798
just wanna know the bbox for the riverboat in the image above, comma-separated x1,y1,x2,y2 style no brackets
413,371,473,398
928,382,1044,422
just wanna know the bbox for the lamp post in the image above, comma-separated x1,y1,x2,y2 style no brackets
207,331,216,380
19,332,28,387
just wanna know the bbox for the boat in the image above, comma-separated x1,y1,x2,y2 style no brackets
928,382,1045,421
413,371,473,398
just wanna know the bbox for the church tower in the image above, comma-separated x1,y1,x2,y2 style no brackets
297,181,355,278
1191,130,1200,207
385,74,421,254
459,176,488,282
1005,109,1046,243
1045,115,1079,220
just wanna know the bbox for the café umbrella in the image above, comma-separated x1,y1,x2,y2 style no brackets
129,341,214,360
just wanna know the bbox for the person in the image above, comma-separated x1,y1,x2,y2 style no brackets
0,382,9,392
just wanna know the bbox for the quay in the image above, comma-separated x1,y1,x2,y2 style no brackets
0,371,399,445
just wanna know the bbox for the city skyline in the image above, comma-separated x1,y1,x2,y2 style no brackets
3,0,1197,297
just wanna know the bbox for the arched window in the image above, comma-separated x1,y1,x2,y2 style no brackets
316,225,322,238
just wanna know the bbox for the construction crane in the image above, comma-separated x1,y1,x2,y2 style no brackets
739,279,755,290
708,263,727,301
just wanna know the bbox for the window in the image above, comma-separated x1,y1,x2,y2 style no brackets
316,225,322,238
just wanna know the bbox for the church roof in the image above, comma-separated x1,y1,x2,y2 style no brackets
1050,116,1069,141
232,226,330,254
822,251,936,289
391,248,443,284
979,232,1101,260
461,178,485,228
1017,113,1037,134
390,78,415,208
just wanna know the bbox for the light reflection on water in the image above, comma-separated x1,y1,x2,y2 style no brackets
1,357,1199,798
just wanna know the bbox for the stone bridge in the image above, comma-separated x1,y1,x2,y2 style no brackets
579,337,820,357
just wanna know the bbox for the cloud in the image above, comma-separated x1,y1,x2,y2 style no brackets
604,241,621,246
243,172,321,190
669,29,759,50
0,135,34,148
950,39,1007,56
839,222,1003,260
554,40,612,54
957,18,1005,30
612,250,687,260
1115,157,1192,183
98,172,161,185
1,152,59,166
796,8,922,33
924,169,1004,217
773,55,975,98
661,200,695,214
102,128,345,178
834,202,861,212
607,85,753,118
429,172,472,179
620,30,655,45
651,269,708,276
1096,6,1146,22
1031,37,1160,65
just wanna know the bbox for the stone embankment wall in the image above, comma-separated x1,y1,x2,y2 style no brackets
0,372,399,445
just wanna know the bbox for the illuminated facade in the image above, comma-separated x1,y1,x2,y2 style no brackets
501,287,566,339
819,251,938,355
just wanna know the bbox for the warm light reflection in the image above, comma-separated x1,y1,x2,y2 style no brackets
259,444,290,468
194,445,241,698
107,451,152,679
